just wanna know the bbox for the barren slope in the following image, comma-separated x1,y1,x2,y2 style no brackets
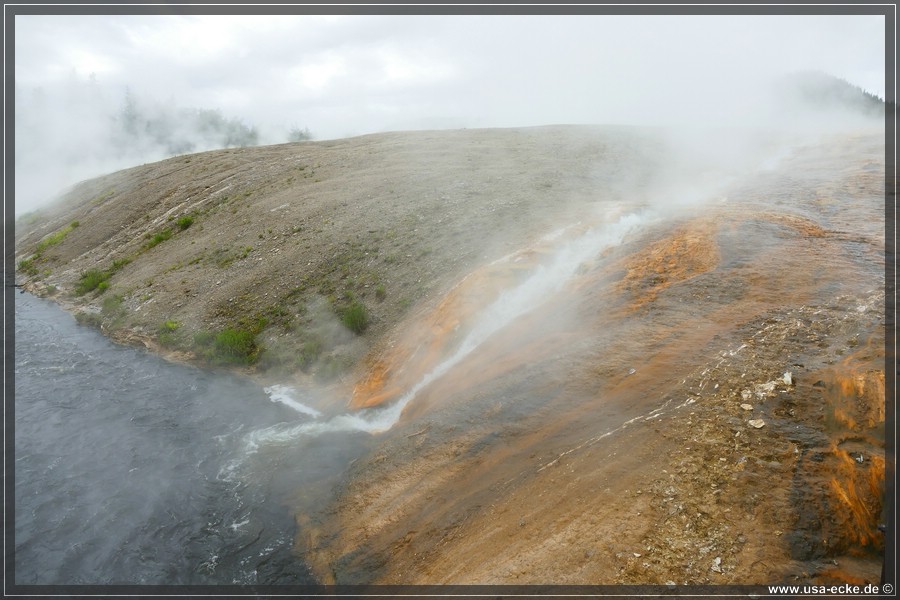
303,131,886,586
15,126,663,391
14,125,888,586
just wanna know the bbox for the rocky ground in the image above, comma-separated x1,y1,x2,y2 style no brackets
14,125,889,587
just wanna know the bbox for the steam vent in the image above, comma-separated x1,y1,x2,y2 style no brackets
16,124,887,586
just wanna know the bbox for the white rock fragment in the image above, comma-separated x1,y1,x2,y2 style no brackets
755,381,776,398
741,390,752,400
782,371,793,386
748,419,766,429
740,403,754,411
711,556,722,573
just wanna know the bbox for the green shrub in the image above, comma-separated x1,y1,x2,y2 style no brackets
246,315,269,333
101,294,124,316
375,284,387,301
176,216,194,230
74,311,103,328
75,269,112,295
342,301,369,334
97,281,110,293
213,328,257,364
111,257,132,271
18,258,37,276
192,316,267,366
193,330,215,347
161,320,181,332
299,338,323,369
70,221,80,228
146,230,173,249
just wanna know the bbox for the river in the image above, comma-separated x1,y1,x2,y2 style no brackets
13,291,373,586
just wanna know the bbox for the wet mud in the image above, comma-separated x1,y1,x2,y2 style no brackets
298,131,887,584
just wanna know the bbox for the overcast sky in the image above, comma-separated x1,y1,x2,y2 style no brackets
12,12,887,213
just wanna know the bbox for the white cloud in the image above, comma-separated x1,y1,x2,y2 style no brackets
289,52,348,93
11,12,887,214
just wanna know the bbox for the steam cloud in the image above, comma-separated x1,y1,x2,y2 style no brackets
13,15,884,217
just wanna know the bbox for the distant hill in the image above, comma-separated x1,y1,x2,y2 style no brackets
775,70,885,118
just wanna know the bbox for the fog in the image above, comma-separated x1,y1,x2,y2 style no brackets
13,14,885,216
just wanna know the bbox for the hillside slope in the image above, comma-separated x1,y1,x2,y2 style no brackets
14,124,887,585
15,126,664,391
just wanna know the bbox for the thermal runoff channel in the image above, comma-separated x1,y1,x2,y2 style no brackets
245,208,654,451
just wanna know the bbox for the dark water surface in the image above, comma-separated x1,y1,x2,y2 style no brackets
13,292,348,586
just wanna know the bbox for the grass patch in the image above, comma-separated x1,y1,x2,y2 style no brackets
193,316,268,366
375,284,387,301
100,294,128,327
35,223,77,254
146,229,173,250
73,257,132,296
101,294,125,316
18,258,38,276
299,338,324,369
193,330,216,347
74,311,103,328
112,257,132,271
157,320,182,347
89,190,116,206
35,221,78,254
208,245,254,268
19,221,82,277
212,329,257,364
75,269,112,295
176,216,194,230
341,301,369,334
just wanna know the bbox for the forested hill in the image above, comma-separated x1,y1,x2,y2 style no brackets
777,70,885,117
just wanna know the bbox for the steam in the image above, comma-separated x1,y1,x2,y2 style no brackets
13,79,280,217
14,14,883,217
239,85,885,455
263,385,321,418
242,210,654,451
